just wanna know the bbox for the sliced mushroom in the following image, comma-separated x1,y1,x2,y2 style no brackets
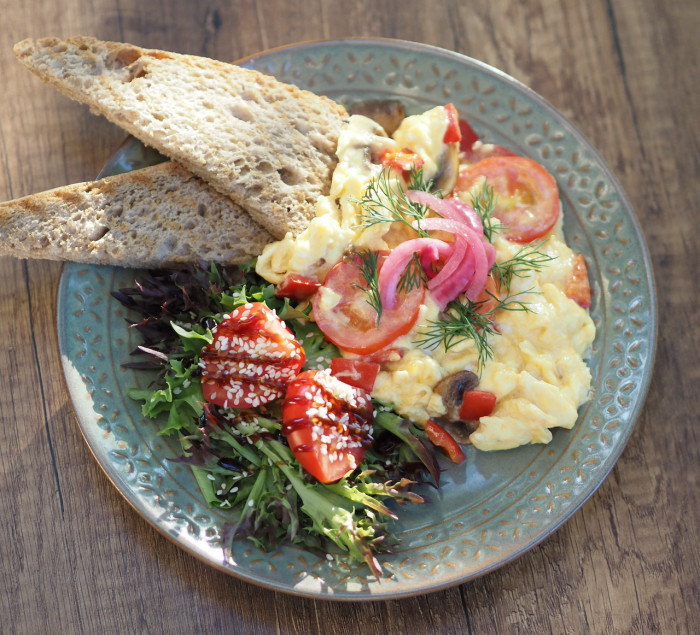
433,370,482,441
433,370,479,420
339,115,391,170
349,99,406,136
431,143,460,194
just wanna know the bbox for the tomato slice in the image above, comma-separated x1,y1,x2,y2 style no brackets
425,420,466,464
330,358,380,392
460,140,517,165
200,302,305,409
443,104,462,144
459,390,497,421
455,156,560,243
282,369,374,483
275,273,321,301
312,253,424,355
565,253,592,308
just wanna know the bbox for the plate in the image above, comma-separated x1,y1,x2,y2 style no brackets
56,39,656,600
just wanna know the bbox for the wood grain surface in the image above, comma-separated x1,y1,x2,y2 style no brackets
1,1,698,633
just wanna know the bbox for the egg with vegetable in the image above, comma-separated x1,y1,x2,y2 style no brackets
257,102,595,452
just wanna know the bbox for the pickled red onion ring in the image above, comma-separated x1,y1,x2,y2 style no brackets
463,235,489,301
406,190,483,236
417,216,477,236
420,243,444,279
379,190,497,310
427,233,468,292
482,239,497,270
414,216,490,303
430,240,477,309
378,238,452,309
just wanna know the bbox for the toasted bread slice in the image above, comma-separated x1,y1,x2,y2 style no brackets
0,162,273,268
14,37,348,239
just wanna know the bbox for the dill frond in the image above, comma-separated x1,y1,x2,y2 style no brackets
355,167,432,236
413,290,534,371
470,182,502,242
492,242,557,293
352,249,383,326
396,252,427,295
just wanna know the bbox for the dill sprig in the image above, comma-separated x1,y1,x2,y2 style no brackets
353,249,383,326
352,168,555,358
470,181,502,242
406,164,435,194
356,166,432,236
397,252,427,295
492,242,557,294
414,291,533,370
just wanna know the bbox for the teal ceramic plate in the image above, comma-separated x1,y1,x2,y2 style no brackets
56,39,656,600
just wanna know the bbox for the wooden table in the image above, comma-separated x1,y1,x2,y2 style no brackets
1,1,697,632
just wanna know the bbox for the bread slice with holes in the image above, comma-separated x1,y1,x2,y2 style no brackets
14,36,348,239
0,161,274,268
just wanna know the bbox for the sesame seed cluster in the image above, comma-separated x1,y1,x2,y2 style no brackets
283,369,374,471
200,302,305,409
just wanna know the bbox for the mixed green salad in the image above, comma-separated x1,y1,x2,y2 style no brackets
113,262,443,576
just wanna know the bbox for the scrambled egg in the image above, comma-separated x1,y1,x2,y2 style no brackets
256,106,595,451
256,107,451,282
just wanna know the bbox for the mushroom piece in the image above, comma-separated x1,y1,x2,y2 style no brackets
432,370,482,443
433,370,479,420
431,142,460,194
349,99,406,136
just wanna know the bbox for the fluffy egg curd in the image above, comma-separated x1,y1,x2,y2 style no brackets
256,105,595,452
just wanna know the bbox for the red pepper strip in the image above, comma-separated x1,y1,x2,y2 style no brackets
458,118,481,153
329,358,380,393
275,274,321,301
425,420,466,465
459,390,497,421
379,149,425,180
443,103,462,144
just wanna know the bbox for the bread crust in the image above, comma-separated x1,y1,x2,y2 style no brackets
14,37,348,239
0,162,274,268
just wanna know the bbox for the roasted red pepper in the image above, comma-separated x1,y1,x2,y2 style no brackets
275,273,322,301
329,358,380,393
443,103,462,144
379,149,425,180
459,390,497,421
425,419,466,465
